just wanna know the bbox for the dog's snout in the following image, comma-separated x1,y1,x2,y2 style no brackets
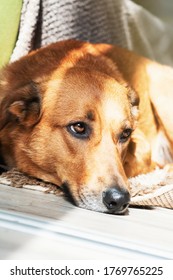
102,187,130,213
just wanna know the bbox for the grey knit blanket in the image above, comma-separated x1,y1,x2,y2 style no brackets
11,0,173,66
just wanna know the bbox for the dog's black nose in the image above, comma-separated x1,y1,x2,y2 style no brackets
102,187,130,213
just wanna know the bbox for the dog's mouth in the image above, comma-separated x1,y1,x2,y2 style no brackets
61,181,77,205
61,182,130,215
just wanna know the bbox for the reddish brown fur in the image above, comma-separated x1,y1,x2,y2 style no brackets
1,40,173,213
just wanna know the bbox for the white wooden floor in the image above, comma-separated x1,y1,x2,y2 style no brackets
0,183,172,260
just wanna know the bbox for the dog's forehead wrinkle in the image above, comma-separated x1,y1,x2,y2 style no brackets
86,110,96,121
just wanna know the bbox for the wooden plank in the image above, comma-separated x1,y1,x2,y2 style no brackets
0,183,173,259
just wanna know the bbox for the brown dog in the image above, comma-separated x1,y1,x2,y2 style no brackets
0,40,173,214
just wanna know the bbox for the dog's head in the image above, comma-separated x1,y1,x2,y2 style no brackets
0,40,139,214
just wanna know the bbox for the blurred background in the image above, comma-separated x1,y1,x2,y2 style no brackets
133,0,173,26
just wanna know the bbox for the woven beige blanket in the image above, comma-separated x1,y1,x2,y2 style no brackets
129,169,173,209
0,168,173,210
10,0,173,66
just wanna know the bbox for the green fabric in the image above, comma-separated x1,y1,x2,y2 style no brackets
0,0,22,68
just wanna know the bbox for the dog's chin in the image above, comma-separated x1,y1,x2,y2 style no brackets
62,182,129,215
77,199,129,215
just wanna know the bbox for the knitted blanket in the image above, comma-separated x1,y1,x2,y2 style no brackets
10,0,173,66
0,168,173,210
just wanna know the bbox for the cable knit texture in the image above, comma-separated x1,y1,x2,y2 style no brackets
10,0,173,65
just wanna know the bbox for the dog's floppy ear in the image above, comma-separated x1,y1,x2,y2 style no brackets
0,82,41,129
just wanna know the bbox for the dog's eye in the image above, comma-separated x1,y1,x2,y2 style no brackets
67,122,90,139
119,128,132,143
